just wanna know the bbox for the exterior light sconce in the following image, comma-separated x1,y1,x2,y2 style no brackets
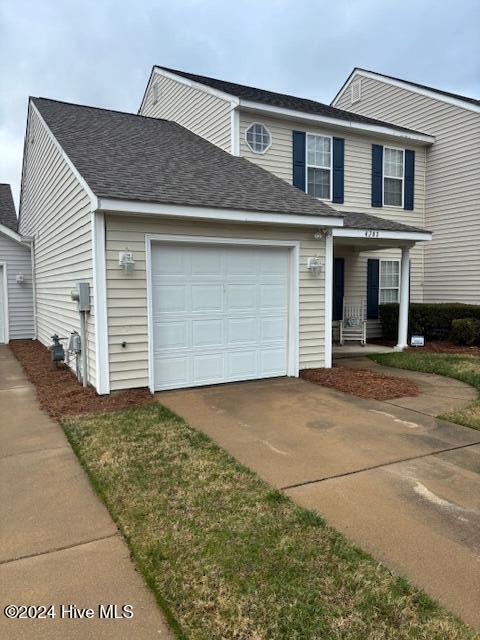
16,273,25,285
307,256,323,277
119,249,135,273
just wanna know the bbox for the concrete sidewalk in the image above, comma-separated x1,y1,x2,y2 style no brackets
0,345,173,640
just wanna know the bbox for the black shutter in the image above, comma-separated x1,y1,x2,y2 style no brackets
332,137,345,203
333,258,345,321
367,258,380,319
292,131,306,191
404,149,415,210
371,144,383,207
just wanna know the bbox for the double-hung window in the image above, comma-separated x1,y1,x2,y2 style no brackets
379,260,400,304
383,147,404,207
306,134,332,200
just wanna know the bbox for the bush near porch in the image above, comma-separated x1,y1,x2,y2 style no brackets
380,303,480,343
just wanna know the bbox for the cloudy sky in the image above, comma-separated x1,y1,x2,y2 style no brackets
1,0,479,207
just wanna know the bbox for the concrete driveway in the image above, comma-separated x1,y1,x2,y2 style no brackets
160,373,480,627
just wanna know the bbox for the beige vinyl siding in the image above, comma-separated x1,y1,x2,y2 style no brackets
140,72,233,152
239,110,425,302
0,234,34,339
105,214,326,391
334,75,480,303
19,107,96,385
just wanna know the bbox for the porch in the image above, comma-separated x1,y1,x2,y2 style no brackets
325,213,432,365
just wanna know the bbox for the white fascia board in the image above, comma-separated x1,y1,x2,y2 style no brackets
335,70,480,114
239,99,435,145
97,198,344,228
29,103,99,210
152,67,240,107
332,227,432,242
0,223,32,246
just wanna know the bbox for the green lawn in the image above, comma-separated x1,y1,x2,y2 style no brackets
370,351,480,431
62,405,476,640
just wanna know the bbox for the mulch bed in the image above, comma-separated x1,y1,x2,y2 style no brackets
372,338,480,357
9,340,155,419
300,364,419,400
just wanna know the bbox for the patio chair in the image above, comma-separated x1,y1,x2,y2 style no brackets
339,297,367,346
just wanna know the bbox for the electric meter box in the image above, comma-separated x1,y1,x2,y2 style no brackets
71,282,91,311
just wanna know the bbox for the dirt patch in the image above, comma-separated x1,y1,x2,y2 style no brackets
9,340,155,419
300,365,419,400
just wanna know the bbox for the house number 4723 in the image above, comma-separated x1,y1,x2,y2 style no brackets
365,230,379,238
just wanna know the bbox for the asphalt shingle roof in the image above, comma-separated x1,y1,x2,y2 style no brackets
0,184,17,231
32,97,341,219
154,66,430,137
32,97,429,237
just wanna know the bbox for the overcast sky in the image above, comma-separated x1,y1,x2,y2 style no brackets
1,0,479,207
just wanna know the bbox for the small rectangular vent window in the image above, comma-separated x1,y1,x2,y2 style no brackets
351,79,362,104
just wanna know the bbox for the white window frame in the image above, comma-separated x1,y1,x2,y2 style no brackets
244,122,272,154
379,259,400,305
305,133,333,202
383,146,405,208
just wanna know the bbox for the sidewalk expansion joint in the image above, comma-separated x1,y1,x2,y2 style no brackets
280,440,480,491
0,445,70,461
0,533,119,566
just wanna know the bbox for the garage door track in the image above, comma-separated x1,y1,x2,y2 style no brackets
160,374,480,627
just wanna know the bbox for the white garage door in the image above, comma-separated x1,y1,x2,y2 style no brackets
151,242,291,391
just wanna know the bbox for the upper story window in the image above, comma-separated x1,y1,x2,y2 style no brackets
245,123,272,154
383,147,404,207
379,259,400,303
306,134,332,200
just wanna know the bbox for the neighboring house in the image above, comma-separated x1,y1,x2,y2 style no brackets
139,66,434,341
332,68,480,304
0,184,34,343
18,95,430,395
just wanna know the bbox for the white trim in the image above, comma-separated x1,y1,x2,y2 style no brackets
332,228,431,242
0,262,9,344
29,239,37,340
382,145,405,209
379,258,400,305
239,99,435,144
97,197,344,228
395,246,411,350
0,223,30,246
244,122,272,154
324,232,333,368
230,108,240,155
91,211,110,394
152,67,240,106
29,103,99,210
145,234,300,393
334,69,480,114
305,132,333,202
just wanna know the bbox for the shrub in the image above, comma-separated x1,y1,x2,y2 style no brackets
379,303,480,341
450,318,480,345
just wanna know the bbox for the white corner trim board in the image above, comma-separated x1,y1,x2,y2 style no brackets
97,198,344,228
145,234,300,394
0,262,9,344
91,211,110,394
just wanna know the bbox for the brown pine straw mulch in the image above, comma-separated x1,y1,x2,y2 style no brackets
9,339,155,420
373,338,480,357
300,364,419,401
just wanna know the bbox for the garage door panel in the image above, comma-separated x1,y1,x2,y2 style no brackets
151,243,291,391
192,319,224,347
191,284,223,311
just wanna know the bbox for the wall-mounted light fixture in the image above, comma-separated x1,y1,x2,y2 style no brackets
16,273,25,285
119,249,135,273
307,256,323,277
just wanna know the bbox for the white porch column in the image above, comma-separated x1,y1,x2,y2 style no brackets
394,245,411,351
324,231,333,368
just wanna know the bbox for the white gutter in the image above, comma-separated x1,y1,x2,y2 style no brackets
96,198,344,228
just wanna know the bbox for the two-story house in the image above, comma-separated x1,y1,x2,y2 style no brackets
17,68,432,395
332,68,480,304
